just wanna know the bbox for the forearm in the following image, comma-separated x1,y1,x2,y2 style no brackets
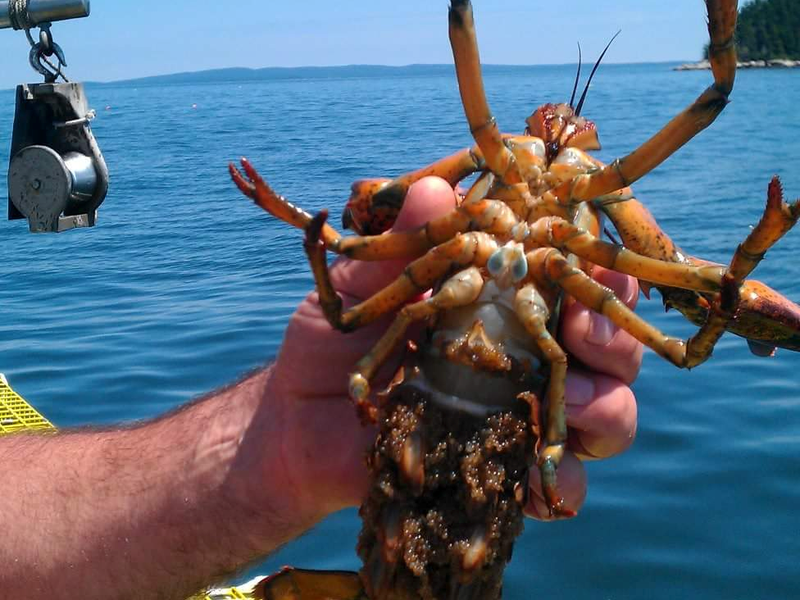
0,368,298,600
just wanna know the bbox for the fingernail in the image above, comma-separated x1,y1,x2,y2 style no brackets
617,275,639,308
565,372,594,408
594,269,639,308
586,313,617,347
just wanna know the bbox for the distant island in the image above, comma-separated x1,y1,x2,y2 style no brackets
675,0,800,70
92,64,464,87
91,63,664,87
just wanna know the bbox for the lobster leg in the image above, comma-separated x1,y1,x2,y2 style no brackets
537,248,694,367
330,173,510,260
551,0,738,204
594,189,685,264
334,174,511,262
232,159,505,261
232,156,433,259
230,159,343,247
536,246,748,370
528,216,726,293
534,180,800,363
514,284,573,517
344,146,485,234
599,181,800,352
304,213,498,332
728,178,800,280
678,178,800,363
448,0,522,185
349,267,486,424
346,136,548,235
336,173,508,261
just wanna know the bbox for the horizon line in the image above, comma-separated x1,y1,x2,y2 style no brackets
1,60,696,92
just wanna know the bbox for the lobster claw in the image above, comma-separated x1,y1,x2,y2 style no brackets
747,339,778,358
254,567,367,600
342,178,408,235
341,205,356,230
732,280,800,353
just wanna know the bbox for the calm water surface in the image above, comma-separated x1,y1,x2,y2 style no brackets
1,63,799,598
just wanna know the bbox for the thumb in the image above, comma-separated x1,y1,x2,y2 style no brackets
330,177,459,301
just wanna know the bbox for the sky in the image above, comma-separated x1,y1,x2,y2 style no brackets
0,0,716,90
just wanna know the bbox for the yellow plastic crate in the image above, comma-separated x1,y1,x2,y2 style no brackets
0,373,56,434
191,575,264,599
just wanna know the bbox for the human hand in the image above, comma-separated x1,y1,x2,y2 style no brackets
261,176,641,528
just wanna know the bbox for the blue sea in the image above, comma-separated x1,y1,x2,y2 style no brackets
2,62,799,598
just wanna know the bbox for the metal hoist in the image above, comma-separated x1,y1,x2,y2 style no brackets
3,0,108,232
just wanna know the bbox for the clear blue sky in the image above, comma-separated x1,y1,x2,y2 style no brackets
0,0,715,89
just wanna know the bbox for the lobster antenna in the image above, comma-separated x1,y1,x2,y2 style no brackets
575,29,621,116
569,42,583,108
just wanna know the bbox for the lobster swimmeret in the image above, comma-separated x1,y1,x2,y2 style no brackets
230,1,800,599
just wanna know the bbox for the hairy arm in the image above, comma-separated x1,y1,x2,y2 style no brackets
0,371,292,599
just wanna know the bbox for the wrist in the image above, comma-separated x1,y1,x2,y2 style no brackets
189,367,300,555
244,364,373,532
212,365,335,554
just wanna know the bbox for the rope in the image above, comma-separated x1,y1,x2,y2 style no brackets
8,0,33,31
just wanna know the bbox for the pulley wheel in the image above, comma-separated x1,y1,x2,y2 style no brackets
9,145,72,233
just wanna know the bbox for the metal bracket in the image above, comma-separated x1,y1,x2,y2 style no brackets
7,82,109,232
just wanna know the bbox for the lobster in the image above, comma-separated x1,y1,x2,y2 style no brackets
229,1,800,599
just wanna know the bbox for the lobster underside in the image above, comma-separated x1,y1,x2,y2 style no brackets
230,1,800,599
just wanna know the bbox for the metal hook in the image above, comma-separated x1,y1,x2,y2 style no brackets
28,39,67,82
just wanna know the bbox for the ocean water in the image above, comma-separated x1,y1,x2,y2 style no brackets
1,62,799,598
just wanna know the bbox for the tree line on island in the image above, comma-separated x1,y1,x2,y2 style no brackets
705,0,799,61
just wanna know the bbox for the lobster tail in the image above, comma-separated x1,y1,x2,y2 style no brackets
358,373,532,600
